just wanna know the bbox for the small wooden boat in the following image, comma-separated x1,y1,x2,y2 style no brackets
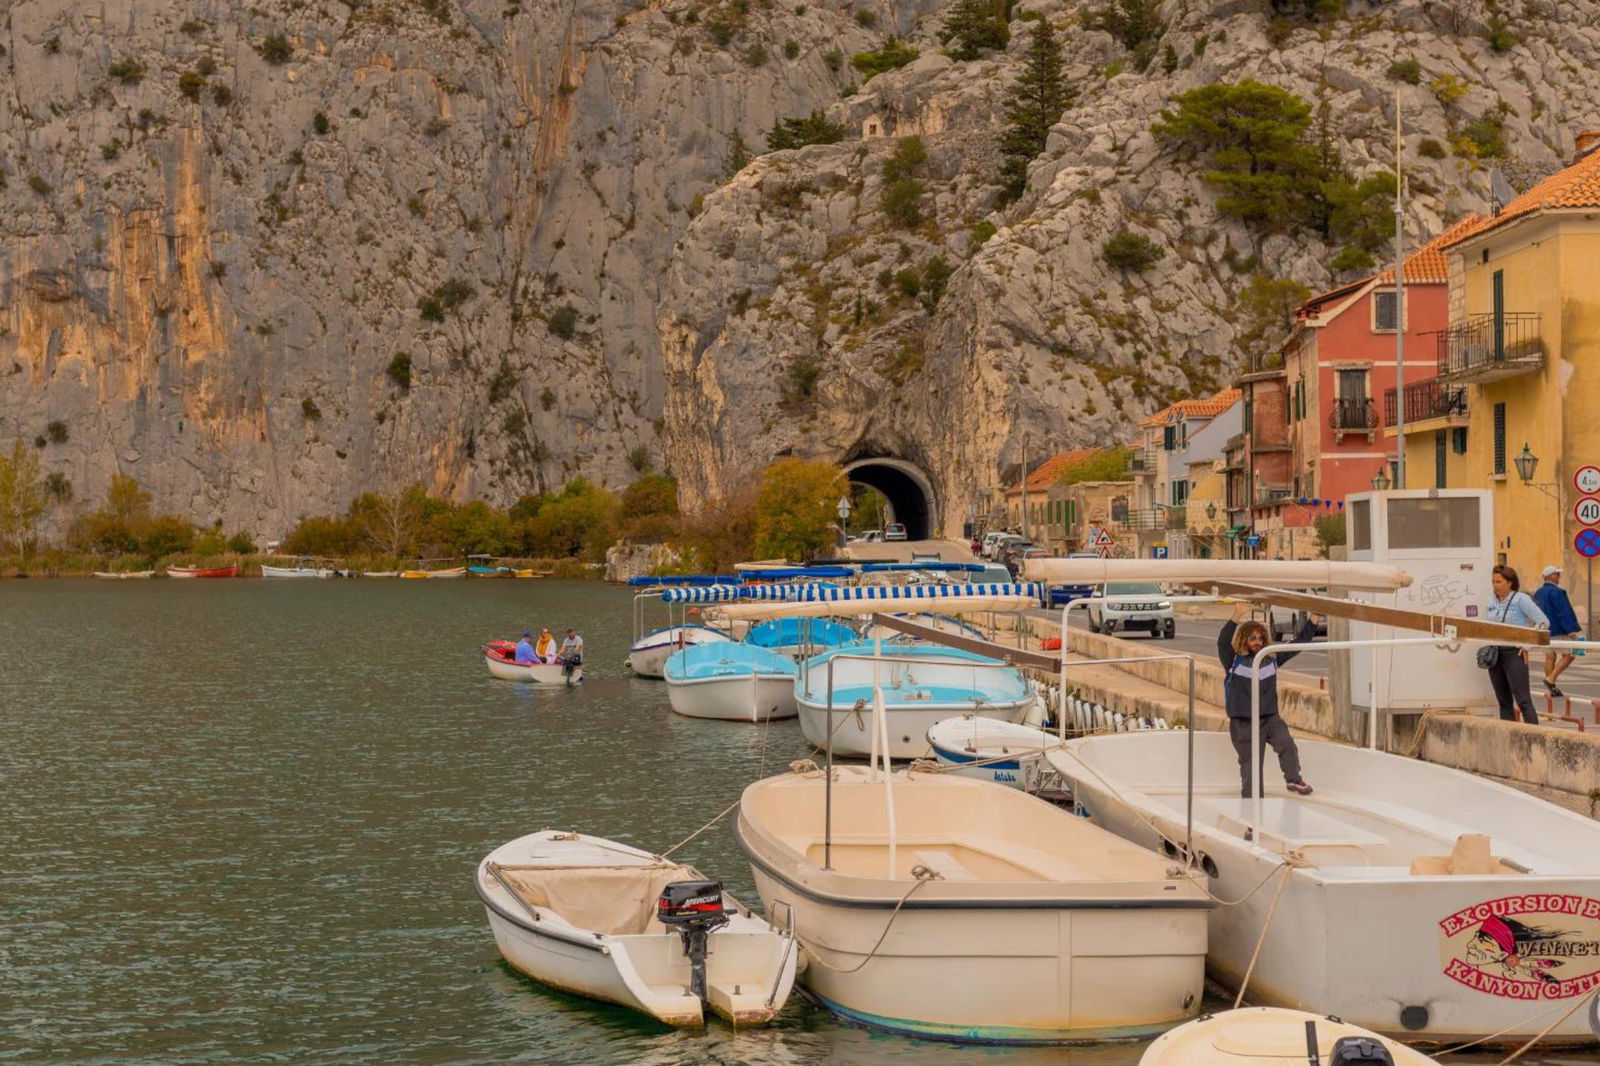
261,564,334,579
663,643,797,722
483,640,584,685
1139,1008,1435,1065
167,564,239,578
401,566,467,579
93,570,155,579
926,714,1062,789
360,570,399,578
476,830,797,1027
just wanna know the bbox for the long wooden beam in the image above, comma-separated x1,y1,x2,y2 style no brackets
867,613,1065,672
1197,581,1549,646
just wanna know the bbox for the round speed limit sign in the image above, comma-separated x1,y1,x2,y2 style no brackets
1576,496,1600,527
1576,465,1600,495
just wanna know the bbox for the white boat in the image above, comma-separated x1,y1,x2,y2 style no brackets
483,641,584,685
92,570,155,579
360,570,399,578
735,765,1211,1042
476,830,797,1027
925,715,1062,789
797,642,1036,759
1140,1007,1436,1065
743,617,857,659
261,564,334,578
1048,731,1600,1046
627,624,731,679
663,643,797,722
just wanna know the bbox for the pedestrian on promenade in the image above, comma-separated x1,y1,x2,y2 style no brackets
1217,602,1318,800
1531,565,1583,697
1484,565,1548,725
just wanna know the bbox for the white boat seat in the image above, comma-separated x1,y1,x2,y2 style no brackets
1319,797,1542,874
1197,798,1387,851
913,849,980,881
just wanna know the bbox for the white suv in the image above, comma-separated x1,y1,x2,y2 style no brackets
1088,581,1176,639
884,523,908,541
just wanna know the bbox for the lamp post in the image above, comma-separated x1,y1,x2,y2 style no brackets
836,495,852,549
1371,467,1392,492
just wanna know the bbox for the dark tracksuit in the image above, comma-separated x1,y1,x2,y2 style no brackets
1218,617,1316,798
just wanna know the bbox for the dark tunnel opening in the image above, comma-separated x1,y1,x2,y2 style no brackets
845,460,936,541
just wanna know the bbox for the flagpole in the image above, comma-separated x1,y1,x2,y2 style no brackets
1393,85,1406,491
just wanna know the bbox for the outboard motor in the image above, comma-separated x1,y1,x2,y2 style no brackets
1328,1037,1394,1066
656,880,729,1006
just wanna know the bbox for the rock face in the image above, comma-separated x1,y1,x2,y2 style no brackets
0,0,931,534
3,0,1599,538
662,0,1600,532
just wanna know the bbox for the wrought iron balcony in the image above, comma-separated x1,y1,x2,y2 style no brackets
1329,398,1378,435
1383,379,1467,428
1122,508,1165,531
1435,313,1543,383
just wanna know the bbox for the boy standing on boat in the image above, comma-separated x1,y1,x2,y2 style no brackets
1218,603,1317,798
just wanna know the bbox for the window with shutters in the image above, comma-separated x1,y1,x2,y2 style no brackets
1373,291,1399,331
1435,430,1447,488
1163,424,1176,450
1492,403,1506,474
1452,427,1468,455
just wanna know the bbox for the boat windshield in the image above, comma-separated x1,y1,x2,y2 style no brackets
1104,582,1163,596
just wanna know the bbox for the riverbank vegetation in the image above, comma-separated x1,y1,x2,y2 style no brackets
0,439,856,576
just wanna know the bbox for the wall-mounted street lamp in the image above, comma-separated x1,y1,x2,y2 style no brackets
1371,467,1392,492
1514,443,1560,501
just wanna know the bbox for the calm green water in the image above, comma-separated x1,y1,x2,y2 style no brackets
0,581,1576,1064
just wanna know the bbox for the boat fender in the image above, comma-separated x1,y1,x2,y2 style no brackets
1328,1036,1394,1066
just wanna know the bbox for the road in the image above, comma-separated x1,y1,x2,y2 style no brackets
1034,607,1600,708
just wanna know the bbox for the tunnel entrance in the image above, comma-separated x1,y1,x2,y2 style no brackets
844,458,937,541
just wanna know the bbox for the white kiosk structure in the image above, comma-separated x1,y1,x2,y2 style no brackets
1345,489,1496,713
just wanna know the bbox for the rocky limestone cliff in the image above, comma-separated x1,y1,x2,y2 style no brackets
661,0,1600,532
0,0,933,534
4,0,1599,539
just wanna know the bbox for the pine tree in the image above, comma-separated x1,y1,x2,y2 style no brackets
939,0,1010,62
722,131,751,180
997,20,1073,204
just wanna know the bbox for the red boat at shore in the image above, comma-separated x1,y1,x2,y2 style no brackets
166,564,240,578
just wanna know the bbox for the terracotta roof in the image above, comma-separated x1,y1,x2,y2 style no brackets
1138,388,1242,427
1445,144,1600,246
1375,212,1490,284
1005,448,1106,495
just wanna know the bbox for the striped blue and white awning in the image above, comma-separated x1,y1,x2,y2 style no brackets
786,582,1041,602
659,584,744,603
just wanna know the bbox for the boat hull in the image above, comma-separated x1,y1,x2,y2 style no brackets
477,831,797,1027
665,674,797,722
736,769,1209,1044
1050,732,1600,1046
627,627,729,679
483,647,583,685
93,570,154,579
166,565,239,578
798,697,1031,760
926,716,1062,789
1139,1007,1437,1065
261,565,333,578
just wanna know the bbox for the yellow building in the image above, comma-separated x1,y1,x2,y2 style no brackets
1393,132,1600,592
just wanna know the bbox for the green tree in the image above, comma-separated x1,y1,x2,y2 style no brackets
1322,171,1397,272
850,37,919,80
998,20,1073,203
766,109,847,151
1235,272,1312,369
447,500,514,556
349,487,425,558
282,515,360,557
0,439,48,555
1151,80,1318,229
620,473,680,542
753,458,848,561
105,473,153,528
1102,228,1165,271
142,514,197,557
523,479,620,560
722,131,752,180
1085,0,1162,68
939,0,1010,60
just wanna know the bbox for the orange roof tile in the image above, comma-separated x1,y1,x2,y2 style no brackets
1006,448,1106,495
1445,145,1600,246
1137,388,1242,427
1375,212,1490,284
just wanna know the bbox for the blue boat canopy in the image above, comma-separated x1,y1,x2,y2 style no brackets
745,617,857,649
855,561,987,573
627,574,741,587
738,566,855,580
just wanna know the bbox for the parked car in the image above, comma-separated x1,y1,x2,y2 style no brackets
999,541,1038,576
857,529,884,543
981,531,1020,560
1047,551,1104,607
973,563,1013,584
989,533,1027,561
1087,581,1176,639
884,522,908,541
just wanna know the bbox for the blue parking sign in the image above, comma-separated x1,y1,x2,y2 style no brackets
1152,545,1169,559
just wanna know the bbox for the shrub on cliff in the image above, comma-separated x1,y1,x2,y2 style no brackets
765,109,846,151
259,35,293,64
1085,0,1162,69
850,38,918,80
1102,228,1165,272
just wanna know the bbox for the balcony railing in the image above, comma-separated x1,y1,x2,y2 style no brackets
1122,508,1165,531
1254,487,1293,507
1435,312,1543,383
1383,379,1467,428
1329,398,1378,435
1129,446,1158,473
1166,508,1188,530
